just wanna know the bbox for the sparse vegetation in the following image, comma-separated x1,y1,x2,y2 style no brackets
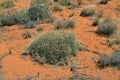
59,0,74,6
92,17,99,26
80,5,96,17
96,18,117,36
46,16,56,23
52,4,62,12
0,0,14,9
54,19,75,29
22,31,32,39
23,31,80,65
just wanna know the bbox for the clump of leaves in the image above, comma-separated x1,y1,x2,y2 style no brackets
80,5,96,17
23,31,80,65
28,4,51,20
0,0,14,9
96,18,117,36
59,0,74,6
54,19,75,29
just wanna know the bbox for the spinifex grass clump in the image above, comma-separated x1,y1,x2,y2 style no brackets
97,52,120,69
110,52,120,69
96,18,117,36
55,19,75,29
80,5,96,17
28,4,50,20
14,10,30,24
23,31,80,65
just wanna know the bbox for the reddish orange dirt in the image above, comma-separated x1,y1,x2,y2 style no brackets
0,0,120,80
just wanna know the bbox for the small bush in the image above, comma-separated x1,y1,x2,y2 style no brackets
0,10,16,26
0,0,14,9
52,4,62,12
59,0,74,6
97,52,120,69
22,31,32,39
28,4,50,20
92,17,99,26
80,5,96,17
97,54,110,69
55,19,75,29
99,0,108,4
110,52,120,69
96,18,117,36
14,10,30,24
46,16,56,23
23,31,80,65
67,19,75,28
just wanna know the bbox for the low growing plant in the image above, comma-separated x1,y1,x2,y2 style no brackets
23,31,80,65
96,18,117,36
80,5,96,17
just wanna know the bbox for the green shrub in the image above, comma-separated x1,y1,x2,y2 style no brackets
23,31,80,65
97,52,120,69
96,18,117,36
110,52,120,69
0,10,15,26
99,0,108,4
14,10,30,24
92,17,99,26
0,0,14,9
52,4,62,12
28,4,50,20
54,19,75,29
67,19,75,28
97,54,110,69
59,0,74,6
80,5,96,17
22,31,32,39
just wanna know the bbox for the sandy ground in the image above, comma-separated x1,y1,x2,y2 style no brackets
0,0,120,80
